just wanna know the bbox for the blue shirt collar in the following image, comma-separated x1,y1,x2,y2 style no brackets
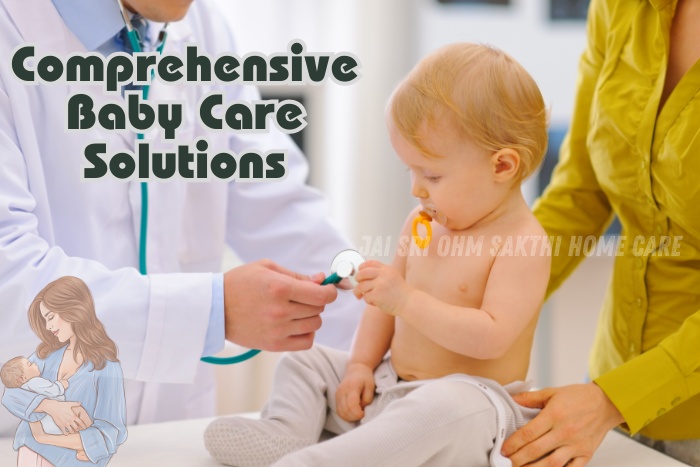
51,0,126,51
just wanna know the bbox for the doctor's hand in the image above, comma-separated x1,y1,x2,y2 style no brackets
223,259,337,351
502,383,624,467
353,261,411,316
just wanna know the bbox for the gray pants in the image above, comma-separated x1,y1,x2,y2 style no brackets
265,345,538,466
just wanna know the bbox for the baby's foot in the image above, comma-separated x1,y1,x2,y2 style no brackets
76,450,88,461
204,417,313,467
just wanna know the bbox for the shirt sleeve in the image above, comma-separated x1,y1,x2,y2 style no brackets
1,388,47,422
202,273,225,357
532,0,614,298
79,362,128,463
0,72,214,384
595,310,700,434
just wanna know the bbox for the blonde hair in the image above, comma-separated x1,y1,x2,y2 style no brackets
389,43,548,181
28,276,118,371
1,356,27,388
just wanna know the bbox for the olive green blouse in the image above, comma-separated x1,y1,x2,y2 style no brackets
534,0,700,439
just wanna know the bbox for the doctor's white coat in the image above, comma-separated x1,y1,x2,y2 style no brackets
0,0,362,436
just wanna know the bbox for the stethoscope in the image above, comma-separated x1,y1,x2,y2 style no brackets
116,0,168,276
116,1,264,364
201,249,365,365
116,3,368,365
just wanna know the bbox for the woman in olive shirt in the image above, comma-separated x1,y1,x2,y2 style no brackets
502,0,700,466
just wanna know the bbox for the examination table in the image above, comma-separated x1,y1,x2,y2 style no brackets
0,414,690,466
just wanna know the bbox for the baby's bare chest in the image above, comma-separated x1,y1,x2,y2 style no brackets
403,243,494,308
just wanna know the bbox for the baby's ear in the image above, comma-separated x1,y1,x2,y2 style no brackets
489,148,520,183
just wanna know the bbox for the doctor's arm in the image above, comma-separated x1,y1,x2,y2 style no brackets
0,76,215,385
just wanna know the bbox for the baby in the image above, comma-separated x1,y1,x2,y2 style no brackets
1,356,88,461
204,42,550,467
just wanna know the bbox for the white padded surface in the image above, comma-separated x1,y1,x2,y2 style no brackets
0,414,690,466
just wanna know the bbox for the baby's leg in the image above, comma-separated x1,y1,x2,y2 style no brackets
274,380,497,467
204,345,351,467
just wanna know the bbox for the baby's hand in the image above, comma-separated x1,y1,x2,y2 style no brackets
353,261,411,316
336,363,375,422
60,379,69,390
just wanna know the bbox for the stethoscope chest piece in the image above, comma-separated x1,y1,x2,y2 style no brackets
328,249,365,287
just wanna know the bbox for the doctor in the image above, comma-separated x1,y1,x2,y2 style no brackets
0,0,362,437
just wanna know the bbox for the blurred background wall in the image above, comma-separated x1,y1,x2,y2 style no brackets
207,0,613,415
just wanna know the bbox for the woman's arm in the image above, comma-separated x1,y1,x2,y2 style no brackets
2,354,88,434
502,1,629,465
531,0,614,297
35,399,88,434
76,362,128,463
30,422,85,451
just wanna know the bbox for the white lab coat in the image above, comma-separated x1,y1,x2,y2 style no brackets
0,0,362,436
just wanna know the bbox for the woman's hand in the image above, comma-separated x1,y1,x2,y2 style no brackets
354,261,411,316
73,404,93,429
29,421,48,443
502,383,625,466
37,399,88,434
336,363,376,422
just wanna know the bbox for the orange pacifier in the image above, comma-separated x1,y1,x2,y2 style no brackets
412,211,433,249
411,205,446,249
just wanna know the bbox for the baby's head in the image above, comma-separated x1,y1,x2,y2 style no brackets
1,357,40,388
388,43,548,228
389,42,547,180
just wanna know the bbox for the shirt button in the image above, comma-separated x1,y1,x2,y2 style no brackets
629,343,636,353
641,160,646,169
636,297,643,307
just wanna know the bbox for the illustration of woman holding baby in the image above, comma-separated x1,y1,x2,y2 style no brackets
1,276,127,466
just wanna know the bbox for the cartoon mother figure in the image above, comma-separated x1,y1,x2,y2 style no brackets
1,276,127,466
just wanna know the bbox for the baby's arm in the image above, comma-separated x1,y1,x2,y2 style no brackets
24,377,65,399
335,227,408,422
357,226,550,360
